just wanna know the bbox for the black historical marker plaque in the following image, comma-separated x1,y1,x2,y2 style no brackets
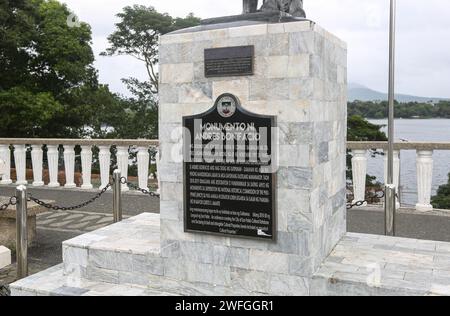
183,94,276,240
204,46,254,77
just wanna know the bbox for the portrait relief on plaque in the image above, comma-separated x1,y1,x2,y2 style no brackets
182,93,277,240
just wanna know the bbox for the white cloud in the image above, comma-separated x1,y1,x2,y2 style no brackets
60,0,450,98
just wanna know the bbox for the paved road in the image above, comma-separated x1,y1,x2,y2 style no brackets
1,186,450,289
0,185,160,216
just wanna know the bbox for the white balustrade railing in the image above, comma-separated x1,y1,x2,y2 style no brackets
1,139,447,211
0,139,160,192
348,141,450,212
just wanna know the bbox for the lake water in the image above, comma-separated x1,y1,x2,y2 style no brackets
367,119,450,206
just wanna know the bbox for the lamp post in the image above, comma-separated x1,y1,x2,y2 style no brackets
385,0,397,236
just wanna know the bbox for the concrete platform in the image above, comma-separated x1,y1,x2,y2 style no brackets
10,214,450,296
10,264,169,296
62,213,162,285
312,233,450,296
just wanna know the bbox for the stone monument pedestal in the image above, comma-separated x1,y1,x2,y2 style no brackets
157,20,348,294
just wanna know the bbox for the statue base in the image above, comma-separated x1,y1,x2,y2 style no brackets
201,10,307,25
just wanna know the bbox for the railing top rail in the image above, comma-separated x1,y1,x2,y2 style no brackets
2,139,449,150
347,141,450,151
0,138,159,147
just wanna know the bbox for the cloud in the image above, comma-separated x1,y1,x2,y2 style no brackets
60,0,450,98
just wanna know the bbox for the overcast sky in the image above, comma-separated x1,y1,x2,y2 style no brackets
60,0,450,98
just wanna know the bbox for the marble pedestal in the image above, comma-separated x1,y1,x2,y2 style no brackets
157,20,348,294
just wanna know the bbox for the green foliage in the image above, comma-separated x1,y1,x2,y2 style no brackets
0,0,95,94
0,87,63,137
101,5,200,96
0,0,101,138
432,173,450,209
110,98,158,139
0,1,196,139
32,0,95,93
97,5,200,140
434,101,450,118
347,115,388,141
0,0,36,89
348,100,450,119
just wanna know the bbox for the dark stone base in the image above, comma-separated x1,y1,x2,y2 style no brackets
201,10,307,25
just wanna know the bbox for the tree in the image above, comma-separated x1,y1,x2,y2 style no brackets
347,115,388,142
435,101,450,118
0,0,102,138
0,87,63,137
98,6,201,141
0,0,96,95
432,173,450,209
101,5,200,97
0,0,37,90
348,100,450,119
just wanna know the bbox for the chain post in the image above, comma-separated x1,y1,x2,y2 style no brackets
384,184,396,236
113,170,123,223
16,185,28,279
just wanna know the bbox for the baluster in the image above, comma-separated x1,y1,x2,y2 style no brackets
47,145,60,187
351,149,367,206
31,145,44,187
0,144,12,184
116,146,129,192
63,145,76,188
416,150,434,212
137,146,150,191
98,146,111,190
13,145,27,185
384,149,401,208
81,146,93,189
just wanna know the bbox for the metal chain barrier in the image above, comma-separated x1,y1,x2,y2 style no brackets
0,196,17,211
27,182,112,211
122,177,160,198
1,173,158,282
346,189,385,210
2,177,159,213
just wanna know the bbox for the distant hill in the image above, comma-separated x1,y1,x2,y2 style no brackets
348,83,447,103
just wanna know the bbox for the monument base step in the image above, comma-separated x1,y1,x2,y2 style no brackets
11,213,450,296
10,264,174,296
10,212,257,296
312,233,450,296
62,213,163,285
10,263,262,296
